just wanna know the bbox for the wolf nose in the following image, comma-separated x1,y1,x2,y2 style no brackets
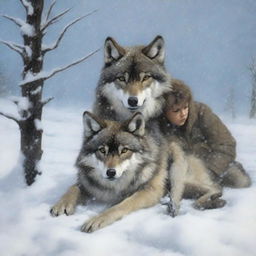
128,96,138,107
106,168,116,178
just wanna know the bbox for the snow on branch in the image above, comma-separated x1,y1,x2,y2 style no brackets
42,15,79,54
19,0,34,15
0,111,20,124
0,97,26,123
2,15,26,27
41,7,72,32
20,48,100,86
0,40,25,58
2,15,35,37
8,96,32,119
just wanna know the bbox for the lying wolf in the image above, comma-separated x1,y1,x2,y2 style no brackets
51,112,168,232
50,112,226,232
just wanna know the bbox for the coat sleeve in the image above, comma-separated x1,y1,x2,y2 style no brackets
198,104,236,176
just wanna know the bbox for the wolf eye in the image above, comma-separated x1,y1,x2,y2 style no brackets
142,75,151,82
117,76,126,82
98,147,106,154
121,147,129,154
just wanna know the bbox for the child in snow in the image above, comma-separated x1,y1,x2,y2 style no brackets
161,79,251,188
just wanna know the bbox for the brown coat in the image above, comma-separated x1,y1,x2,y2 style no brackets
160,101,237,177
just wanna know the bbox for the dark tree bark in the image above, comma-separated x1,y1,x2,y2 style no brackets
0,0,99,185
19,0,44,185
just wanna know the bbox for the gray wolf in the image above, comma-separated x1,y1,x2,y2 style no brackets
50,112,226,231
93,35,172,121
51,111,168,232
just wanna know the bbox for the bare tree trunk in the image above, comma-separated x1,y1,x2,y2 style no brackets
0,0,99,185
18,0,44,185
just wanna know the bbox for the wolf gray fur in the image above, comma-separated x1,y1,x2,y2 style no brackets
167,142,226,217
51,112,168,232
93,35,172,122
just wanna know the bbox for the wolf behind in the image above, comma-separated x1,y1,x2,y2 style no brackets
51,111,168,232
93,35,172,122
50,112,225,232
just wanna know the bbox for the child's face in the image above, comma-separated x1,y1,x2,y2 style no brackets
166,103,189,126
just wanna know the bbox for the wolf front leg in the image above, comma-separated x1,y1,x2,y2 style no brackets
81,170,165,233
50,184,81,216
167,142,188,217
81,187,162,233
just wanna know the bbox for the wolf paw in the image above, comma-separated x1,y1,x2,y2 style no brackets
50,200,76,217
193,198,226,210
81,213,115,233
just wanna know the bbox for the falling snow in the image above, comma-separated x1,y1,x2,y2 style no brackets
0,101,255,256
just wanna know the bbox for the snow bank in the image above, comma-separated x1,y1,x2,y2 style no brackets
0,104,255,256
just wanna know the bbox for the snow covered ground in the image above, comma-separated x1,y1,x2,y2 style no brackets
0,100,256,256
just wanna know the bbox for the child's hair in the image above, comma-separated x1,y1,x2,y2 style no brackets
164,79,192,109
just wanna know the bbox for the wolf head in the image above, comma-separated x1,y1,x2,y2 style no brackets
96,36,172,120
77,111,146,181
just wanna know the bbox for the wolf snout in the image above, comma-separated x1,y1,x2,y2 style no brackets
106,168,116,179
128,96,138,108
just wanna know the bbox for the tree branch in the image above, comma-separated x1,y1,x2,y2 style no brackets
19,0,27,10
20,48,100,86
42,16,82,54
42,9,98,55
2,15,25,27
45,0,56,22
41,8,72,32
43,49,100,81
41,97,54,107
0,111,20,124
0,40,25,59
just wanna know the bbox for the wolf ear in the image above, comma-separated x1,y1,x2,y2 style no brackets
126,112,145,136
104,37,126,65
83,111,105,138
142,35,165,63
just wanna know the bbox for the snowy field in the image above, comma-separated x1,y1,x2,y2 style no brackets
0,100,256,256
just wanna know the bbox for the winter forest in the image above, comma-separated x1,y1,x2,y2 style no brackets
0,0,256,256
